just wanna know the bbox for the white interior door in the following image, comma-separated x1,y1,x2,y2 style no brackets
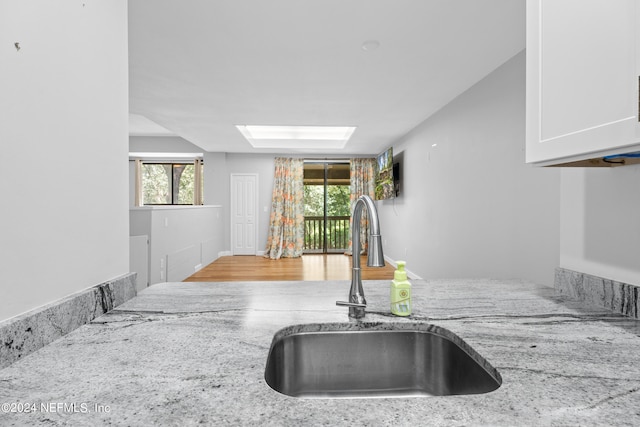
231,174,258,255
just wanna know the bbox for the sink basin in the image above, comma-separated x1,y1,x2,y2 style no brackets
264,322,501,398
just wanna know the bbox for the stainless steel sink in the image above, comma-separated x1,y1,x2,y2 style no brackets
264,322,501,398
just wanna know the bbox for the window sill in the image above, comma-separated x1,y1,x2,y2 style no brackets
130,205,222,211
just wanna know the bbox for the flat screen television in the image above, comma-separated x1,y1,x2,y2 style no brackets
374,147,394,200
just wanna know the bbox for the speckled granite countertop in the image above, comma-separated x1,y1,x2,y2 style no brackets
1,279,640,426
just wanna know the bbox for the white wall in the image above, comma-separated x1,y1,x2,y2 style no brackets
203,152,229,207
203,152,229,255
130,206,224,284
129,135,203,154
378,51,560,286
560,165,640,285
0,1,130,321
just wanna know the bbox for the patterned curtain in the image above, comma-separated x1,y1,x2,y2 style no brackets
346,158,376,255
264,158,305,259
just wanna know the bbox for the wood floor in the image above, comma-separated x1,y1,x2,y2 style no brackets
184,254,396,282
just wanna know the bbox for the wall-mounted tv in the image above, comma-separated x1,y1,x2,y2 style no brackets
374,147,394,200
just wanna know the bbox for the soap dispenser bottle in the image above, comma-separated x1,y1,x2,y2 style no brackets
391,261,411,316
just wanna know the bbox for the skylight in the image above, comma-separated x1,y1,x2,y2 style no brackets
236,125,356,149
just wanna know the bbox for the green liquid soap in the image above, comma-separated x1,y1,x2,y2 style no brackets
390,261,411,316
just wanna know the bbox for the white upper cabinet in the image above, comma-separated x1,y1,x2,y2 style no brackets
526,0,640,165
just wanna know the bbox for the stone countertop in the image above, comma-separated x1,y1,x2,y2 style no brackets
1,279,640,426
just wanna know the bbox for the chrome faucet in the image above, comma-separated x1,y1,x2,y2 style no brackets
336,195,385,318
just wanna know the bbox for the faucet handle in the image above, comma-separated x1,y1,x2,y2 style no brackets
336,300,367,319
336,301,367,308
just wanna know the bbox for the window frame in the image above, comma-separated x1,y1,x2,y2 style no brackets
134,158,203,207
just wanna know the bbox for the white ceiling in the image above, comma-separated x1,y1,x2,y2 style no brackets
128,0,525,155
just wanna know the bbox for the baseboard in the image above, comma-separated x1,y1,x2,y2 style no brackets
384,255,423,280
555,267,639,319
0,273,137,370
217,251,264,257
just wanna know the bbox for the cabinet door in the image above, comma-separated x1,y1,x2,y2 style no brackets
526,0,640,165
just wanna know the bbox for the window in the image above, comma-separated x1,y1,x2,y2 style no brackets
134,159,203,206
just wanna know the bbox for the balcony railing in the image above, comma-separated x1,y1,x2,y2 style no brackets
304,216,350,253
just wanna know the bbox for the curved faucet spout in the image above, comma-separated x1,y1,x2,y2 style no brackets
336,195,385,319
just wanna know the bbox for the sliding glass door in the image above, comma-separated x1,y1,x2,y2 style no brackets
303,161,350,253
